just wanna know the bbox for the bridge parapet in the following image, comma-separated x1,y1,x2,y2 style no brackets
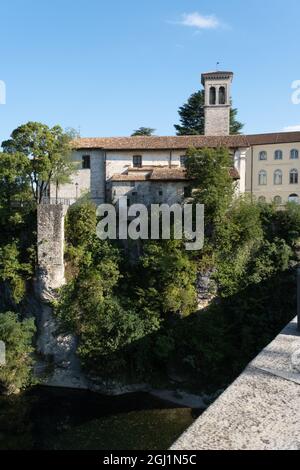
171,317,300,450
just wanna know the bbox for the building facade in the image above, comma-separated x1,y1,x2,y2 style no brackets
51,71,300,207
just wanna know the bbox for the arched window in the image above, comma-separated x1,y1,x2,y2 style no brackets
259,151,267,161
274,196,282,205
274,169,282,185
274,150,283,160
289,194,299,203
258,170,267,185
209,86,216,105
290,169,298,184
290,149,299,160
258,196,266,203
219,86,226,105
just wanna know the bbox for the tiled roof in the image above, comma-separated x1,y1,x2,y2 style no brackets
150,167,187,180
73,132,300,151
110,167,188,182
247,132,300,146
72,135,248,150
110,174,147,182
110,166,240,182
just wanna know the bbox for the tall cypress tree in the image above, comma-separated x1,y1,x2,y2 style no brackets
174,90,244,135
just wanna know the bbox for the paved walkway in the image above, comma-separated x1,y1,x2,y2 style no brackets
171,318,300,450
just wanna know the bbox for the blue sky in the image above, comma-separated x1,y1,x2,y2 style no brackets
0,0,300,144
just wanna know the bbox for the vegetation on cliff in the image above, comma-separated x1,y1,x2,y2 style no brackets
0,122,75,394
0,312,36,394
55,148,298,390
0,122,298,393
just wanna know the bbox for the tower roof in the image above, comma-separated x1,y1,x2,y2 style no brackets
201,71,233,85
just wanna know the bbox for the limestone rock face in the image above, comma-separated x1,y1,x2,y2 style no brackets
196,269,217,310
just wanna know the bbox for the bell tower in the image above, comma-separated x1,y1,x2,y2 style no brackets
201,71,233,136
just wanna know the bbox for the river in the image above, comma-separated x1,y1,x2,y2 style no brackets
0,386,197,450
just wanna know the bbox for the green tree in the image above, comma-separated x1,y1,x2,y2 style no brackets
186,147,235,231
260,202,300,248
56,202,163,376
140,239,197,317
0,312,36,395
174,90,244,135
0,152,36,309
0,152,31,208
2,122,76,203
65,201,97,248
131,127,156,136
214,198,293,297
0,151,34,239
0,243,33,304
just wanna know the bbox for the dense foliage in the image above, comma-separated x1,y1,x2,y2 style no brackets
2,122,75,203
131,127,156,136
56,203,162,376
0,121,76,394
0,312,36,394
56,151,299,389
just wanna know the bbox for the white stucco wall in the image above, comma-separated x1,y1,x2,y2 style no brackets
51,150,106,204
105,150,186,179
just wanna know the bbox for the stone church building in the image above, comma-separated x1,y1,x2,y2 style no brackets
51,71,300,207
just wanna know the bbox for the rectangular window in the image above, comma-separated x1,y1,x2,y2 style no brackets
82,155,91,169
133,155,142,168
180,156,187,167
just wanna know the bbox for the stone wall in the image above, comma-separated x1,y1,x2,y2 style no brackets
110,180,187,207
36,204,67,300
204,106,230,136
35,204,88,389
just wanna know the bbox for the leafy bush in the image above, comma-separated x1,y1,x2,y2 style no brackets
0,243,33,304
0,312,36,395
140,239,197,317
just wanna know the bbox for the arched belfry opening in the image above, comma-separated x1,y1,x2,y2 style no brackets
209,86,216,105
219,86,226,105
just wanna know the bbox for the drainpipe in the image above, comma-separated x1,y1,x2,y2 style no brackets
104,151,107,203
251,146,254,202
